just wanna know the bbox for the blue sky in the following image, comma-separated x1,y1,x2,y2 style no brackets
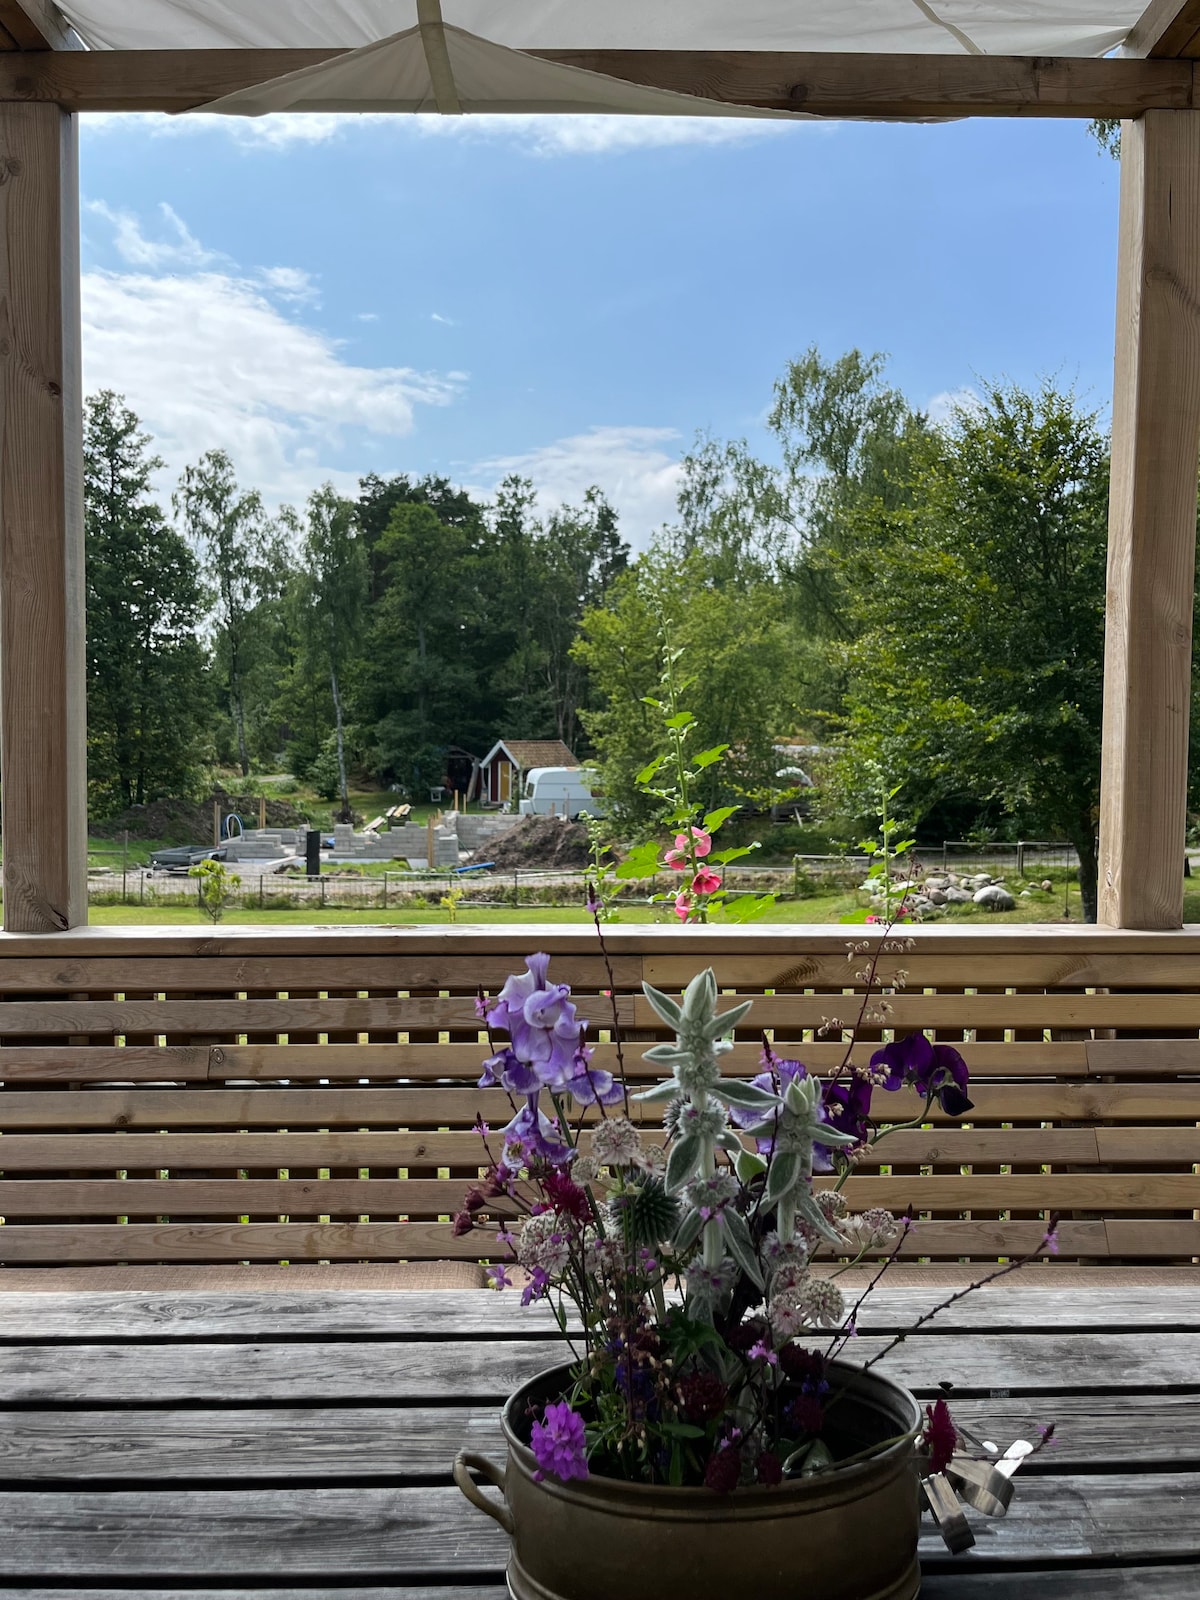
80,109,1121,546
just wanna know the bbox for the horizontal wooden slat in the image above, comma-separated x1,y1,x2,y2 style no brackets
9,989,1200,1038
3,1080,1197,1130
3,1332,1197,1403
0,1218,1129,1263
0,1172,1193,1219
0,1124,1133,1170
3,1285,1197,1340
0,1473,1198,1576
0,47,1198,118
9,1038,1161,1083
3,1391,1196,1482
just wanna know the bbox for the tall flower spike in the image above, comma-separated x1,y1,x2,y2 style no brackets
634,971,774,1113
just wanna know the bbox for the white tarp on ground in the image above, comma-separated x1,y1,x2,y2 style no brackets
55,2,1146,59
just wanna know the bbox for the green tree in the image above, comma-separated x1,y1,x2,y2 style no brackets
174,450,274,776
301,484,368,821
832,380,1111,920
84,392,210,814
574,549,803,826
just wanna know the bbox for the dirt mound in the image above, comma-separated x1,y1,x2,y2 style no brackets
470,815,591,871
91,793,311,842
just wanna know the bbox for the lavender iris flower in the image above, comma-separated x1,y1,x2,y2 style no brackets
500,1093,574,1168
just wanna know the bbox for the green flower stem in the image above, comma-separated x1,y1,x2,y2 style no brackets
833,1092,937,1194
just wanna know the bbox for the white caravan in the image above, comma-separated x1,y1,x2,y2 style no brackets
518,767,604,819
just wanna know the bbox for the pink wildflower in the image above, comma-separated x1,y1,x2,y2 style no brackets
691,868,721,897
664,848,688,872
673,891,692,922
675,828,712,858
923,1398,958,1474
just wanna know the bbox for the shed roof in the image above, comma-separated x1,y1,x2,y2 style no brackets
483,739,579,771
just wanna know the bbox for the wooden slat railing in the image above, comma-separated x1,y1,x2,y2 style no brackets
0,924,1196,1269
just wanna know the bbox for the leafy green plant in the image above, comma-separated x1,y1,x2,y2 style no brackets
188,857,242,924
614,627,773,924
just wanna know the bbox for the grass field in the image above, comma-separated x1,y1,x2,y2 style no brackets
84,880,1122,926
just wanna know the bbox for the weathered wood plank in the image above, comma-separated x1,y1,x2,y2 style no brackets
3,1286,1197,1341
0,48,1196,119
0,1125,1118,1171
0,1217,1117,1264
0,2,77,52
9,990,1200,1036
0,1475,1198,1576
1099,107,1200,929
1129,0,1200,59
1,1332,1194,1404
920,1573,1200,1599
0,101,85,933
2,1393,1196,1481
0,1172,1192,1220
3,1081,1196,1129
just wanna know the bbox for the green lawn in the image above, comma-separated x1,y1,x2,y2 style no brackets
86,882,1108,926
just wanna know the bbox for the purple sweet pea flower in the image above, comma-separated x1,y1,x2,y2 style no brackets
870,1034,973,1116
521,1265,552,1308
815,1074,873,1169
500,1094,574,1168
562,1043,623,1107
481,954,588,1094
478,1048,542,1096
530,1400,589,1483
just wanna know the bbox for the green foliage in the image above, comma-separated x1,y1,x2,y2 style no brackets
188,857,242,924
84,392,211,817
829,379,1111,920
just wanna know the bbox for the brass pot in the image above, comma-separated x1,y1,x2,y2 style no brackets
454,1361,923,1600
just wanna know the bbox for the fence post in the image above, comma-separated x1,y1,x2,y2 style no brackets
259,874,264,909
1016,841,1025,879
139,872,144,906
382,872,388,911
320,876,326,909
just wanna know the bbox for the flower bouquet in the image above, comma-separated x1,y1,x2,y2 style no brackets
453,945,1053,1600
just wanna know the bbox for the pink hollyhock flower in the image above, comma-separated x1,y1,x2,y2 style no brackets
675,827,712,858
691,868,721,896
664,848,688,871
673,891,692,922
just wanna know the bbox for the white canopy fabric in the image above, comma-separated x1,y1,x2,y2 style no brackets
51,2,1151,120
54,2,1147,59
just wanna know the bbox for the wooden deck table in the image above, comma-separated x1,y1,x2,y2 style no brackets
0,1283,1197,1598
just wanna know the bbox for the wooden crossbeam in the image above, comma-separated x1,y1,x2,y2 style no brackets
1128,0,1200,59
0,47,1195,118
0,1,77,52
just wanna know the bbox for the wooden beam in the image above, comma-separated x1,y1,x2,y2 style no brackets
1098,111,1200,931
1128,0,1200,59
0,102,86,931
0,48,1195,118
0,1,77,52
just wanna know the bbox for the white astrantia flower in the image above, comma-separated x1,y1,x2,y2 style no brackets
590,1116,643,1168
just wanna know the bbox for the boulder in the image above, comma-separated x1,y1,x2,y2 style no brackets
943,887,973,903
926,888,947,905
1041,879,1053,892
973,885,1016,912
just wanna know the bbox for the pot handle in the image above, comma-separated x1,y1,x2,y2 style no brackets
453,1450,516,1536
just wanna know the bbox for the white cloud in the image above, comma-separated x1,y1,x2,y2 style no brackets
87,200,223,269
82,265,461,508
470,425,684,549
259,265,320,305
927,386,982,425
356,311,381,322
84,109,801,158
431,311,456,326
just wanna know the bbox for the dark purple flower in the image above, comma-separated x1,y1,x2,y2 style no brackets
677,1370,728,1424
923,1398,958,1474
451,1210,473,1237
786,1394,825,1435
870,1034,973,1117
487,1264,511,1290
757,1450,783,1487
585,880,601,915
703,1440,742,1494
530,1401,589,1483
544,1168,592,1223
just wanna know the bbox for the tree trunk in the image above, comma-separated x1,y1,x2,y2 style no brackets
331,662,350,824
1074,827,1099,925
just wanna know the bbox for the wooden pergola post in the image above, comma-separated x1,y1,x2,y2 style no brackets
0,100,86,931
1098,110,1200,930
